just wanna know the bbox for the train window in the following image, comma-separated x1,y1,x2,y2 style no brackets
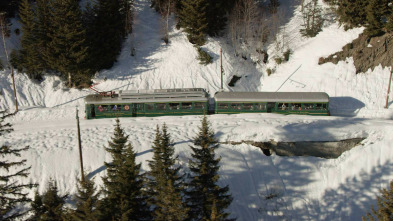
145,103,154,111
111,105,121,111
278,103,288,111
243,103,253,110
291,103,301,110
156,103,166,110
255,103,266,110
231,103,241,110
316,104,327,110
181,103,192,109
218,103,228,109
303,104,314,110
169,103,180,110
194,103,205,109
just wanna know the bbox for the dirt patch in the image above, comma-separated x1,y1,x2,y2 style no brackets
222,138,365,159
319,33,393,73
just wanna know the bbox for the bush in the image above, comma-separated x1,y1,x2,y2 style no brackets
10,50,23,71
196,46,212,65
274,57,282,65
267,68,272,76
283,49,292,61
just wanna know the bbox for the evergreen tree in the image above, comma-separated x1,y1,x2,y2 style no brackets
186,115,233,221
269,0,280,14
18,0,43,79
43,0,90,87
35,0,53,71
365,0,389,37
206,0,235,36
99,119,151,221
30,179,67,221
72,175,100,221
0,111,34,220
387,6,393,32
147,124,188,221
337,0,369,29
363,180,393,221
179,0,208,46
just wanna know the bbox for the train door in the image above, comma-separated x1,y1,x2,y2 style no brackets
132,103,138,117
90,104,96,118
267,102,275,113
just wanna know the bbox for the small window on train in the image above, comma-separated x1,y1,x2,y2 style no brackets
145,103,154,111
291,103,301,110
194,103,205,109
181,103,192,109
243,103,253,110
255,103,266,110
218,103,228,109
111,105,121,111
303,104,314,110
156,103,166,110
278,103,289,111
231,103,241,110
97,105,108,112
316,104,327,110
169,103,180,110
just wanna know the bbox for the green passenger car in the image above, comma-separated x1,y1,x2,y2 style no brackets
214,91,329,116
85,88,208,119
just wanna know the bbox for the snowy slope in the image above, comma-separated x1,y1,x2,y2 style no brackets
1,0,393,220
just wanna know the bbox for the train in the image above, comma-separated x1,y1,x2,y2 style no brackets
84,88,330,119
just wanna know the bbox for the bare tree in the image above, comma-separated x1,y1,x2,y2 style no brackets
157,0,174,44
0,13,18,112
300,0,324,37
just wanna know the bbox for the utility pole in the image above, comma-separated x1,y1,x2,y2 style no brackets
385,67,393,109
220,48,223,90
76,107,85,182
0,13,18,112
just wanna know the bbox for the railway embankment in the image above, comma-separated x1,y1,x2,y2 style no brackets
223,138,365,159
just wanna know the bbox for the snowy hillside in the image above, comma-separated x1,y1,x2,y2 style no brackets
1,0,393,220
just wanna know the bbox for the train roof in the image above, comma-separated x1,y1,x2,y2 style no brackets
214,92,329,103
85,88,208,104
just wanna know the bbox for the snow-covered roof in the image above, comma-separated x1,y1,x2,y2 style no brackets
214,92,329,103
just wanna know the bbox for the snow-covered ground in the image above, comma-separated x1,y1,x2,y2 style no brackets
1,0,392,220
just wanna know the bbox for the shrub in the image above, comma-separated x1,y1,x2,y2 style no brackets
10,50,23,70
283,49,292,61
14,28,20,35
274,57,282,65
196,46,212,65
267,68,272,76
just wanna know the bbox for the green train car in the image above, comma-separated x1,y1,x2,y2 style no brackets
85,88,208,119
214,91,329,116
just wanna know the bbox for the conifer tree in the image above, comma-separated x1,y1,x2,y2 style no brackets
30,179,67,221
0,111,34,220
337,0,369,29
99,119,151,221
186,115,233,221
147,124,188,221
365,0,389,37
387,6,393,32
18,0,43,79
179,0,208,46
43,0,90,87
35,0,52,71
72,175,100,221
206,0,235,36
363,180,393,221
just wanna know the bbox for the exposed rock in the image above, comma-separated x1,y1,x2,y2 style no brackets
319,33,393,73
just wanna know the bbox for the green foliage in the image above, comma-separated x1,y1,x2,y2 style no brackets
269,0,280,14
363,180,393,221
147,124,188,221
30,179,67,221
365,0,390,37
99,118,151,221
196,46,212,65
206,0,235,36
0,111,35,221
336,0,369,29
283,49,291,61
387,7,393,32
10,50,23,72
186,115,233,221
179,0,208,46
300,0,324,37
0,0,21,18
274,57,282,65
72,176,100,221
267,68,272,76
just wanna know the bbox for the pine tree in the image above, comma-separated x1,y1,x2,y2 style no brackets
43,0,90,87
186,115,233,221
363,180,393,221
72,175,100,221
179,0,208,46
30,179,67,221
35,0,52,71
365,0,389,37
147,124,188,221
0,111,34,220
205,0,234,36
99,119,151,221
387,6,393,32
18,0,44,79
337,0,369,29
